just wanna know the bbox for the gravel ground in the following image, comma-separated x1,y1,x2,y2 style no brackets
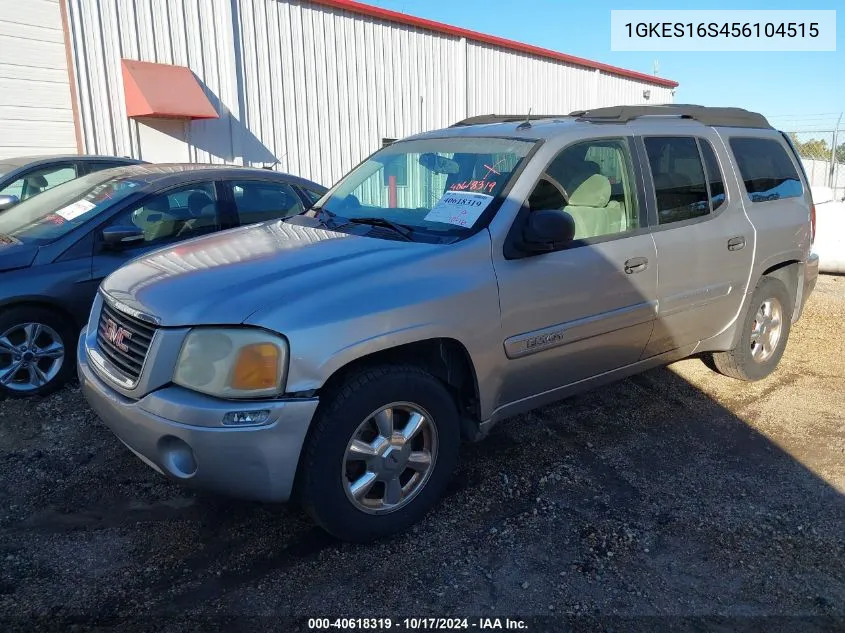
1,276,843,632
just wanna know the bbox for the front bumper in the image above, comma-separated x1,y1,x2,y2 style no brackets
78,330,319,502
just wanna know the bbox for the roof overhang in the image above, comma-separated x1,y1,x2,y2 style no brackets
311,0,679,89
121,59,219,120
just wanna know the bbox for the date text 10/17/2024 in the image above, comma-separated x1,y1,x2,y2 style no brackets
307,618,529,630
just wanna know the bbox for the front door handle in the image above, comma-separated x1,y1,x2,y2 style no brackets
624,257,649,274
727,236,746,251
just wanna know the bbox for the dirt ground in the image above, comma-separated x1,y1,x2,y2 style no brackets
0,276,843,632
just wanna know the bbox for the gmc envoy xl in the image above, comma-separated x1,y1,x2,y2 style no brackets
78,105,819,541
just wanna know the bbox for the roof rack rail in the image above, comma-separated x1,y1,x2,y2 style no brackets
569,104,772,129
451,114,569,127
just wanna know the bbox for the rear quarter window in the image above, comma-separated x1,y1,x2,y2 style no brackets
729,137,803,202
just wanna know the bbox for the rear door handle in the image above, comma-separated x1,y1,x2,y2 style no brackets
727,236,746,251
624,257,649,274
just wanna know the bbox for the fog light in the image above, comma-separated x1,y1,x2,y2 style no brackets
222,410,271,426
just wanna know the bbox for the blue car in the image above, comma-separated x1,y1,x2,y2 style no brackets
0,154,145,210
0,163,326,397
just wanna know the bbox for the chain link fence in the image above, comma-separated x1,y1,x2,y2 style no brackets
784,128,845,201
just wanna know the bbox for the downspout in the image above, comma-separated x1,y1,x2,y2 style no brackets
59,0,85,153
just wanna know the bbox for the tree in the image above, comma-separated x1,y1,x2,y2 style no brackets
793,137,830,160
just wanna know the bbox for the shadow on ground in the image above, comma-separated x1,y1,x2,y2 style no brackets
0,278,843,632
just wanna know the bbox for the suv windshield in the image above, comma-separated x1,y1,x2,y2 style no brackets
0,171,144,245
310,137,537,240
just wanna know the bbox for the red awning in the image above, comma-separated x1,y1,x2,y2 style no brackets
121,59,218,120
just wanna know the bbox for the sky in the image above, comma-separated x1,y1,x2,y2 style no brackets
366,0,844,137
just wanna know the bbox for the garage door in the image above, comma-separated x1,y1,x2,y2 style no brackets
0,0,77,159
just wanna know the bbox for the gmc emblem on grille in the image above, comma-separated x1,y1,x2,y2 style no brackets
103,318,132,353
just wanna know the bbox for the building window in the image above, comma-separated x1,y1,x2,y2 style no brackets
382,139,408,187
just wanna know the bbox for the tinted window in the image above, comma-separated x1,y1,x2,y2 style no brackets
0,164,77,200
527,138,639,240
644,137,709,224
699,139,726,211
232,180,304,225
729,137,803,202
108,182,218,243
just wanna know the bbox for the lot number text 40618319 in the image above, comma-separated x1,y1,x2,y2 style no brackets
307,617,528,630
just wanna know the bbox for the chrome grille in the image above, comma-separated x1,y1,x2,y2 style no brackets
96,301,157,383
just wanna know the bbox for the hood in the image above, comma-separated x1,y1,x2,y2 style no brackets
101,220,436,326
0,239,38,272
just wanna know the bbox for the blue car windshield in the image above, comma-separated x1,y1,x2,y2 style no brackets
313,137,537,239
0,172,144,245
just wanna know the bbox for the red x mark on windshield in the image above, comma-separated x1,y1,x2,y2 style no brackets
482,157,508,179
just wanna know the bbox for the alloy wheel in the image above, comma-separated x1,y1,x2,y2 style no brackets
0,322,65,392
750,298,783,363
342,402,438,514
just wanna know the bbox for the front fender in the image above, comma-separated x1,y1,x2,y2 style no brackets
282,290,503,414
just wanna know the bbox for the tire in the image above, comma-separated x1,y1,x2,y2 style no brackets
710,276,793,382
299,365,460,542
0,306,76,399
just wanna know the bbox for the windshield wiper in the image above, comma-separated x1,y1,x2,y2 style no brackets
288,205,340,228
292,208,415,241
342,217,415,241
305,206,340,227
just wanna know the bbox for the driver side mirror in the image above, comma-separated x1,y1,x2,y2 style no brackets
0,194,20,212
101,225,145,248
519,208,576,254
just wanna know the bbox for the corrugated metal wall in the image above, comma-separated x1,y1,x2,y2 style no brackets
0,0,77,158
232,0,465,186
65,0,673,186
66,0,241,164
466,42,674,114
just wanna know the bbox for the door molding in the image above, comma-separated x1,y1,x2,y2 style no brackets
504,299,658,359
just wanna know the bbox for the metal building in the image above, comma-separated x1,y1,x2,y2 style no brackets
1,0,677,187
0,0,78,155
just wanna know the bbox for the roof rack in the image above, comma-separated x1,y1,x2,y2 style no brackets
450,114,569,127
569,104,772,129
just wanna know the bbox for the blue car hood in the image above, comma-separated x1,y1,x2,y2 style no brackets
0,240,38,272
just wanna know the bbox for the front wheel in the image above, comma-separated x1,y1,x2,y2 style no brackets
0,306,75,399
710,276,793,381
299,365,460,542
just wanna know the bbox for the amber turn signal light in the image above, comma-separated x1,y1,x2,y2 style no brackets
230,343,280,390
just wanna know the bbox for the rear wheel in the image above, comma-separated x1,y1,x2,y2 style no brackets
299,365,460,542
0,307,75,398
710,277,793,381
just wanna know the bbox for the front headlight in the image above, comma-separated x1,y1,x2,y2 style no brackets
173,328,288,399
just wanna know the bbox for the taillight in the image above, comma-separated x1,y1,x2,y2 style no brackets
810,203,816,243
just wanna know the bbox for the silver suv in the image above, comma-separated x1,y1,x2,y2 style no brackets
78,105,820,542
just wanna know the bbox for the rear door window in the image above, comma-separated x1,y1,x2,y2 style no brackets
699,139,726,212
729,137,803,202
230,180,305,225
643,137,710,224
